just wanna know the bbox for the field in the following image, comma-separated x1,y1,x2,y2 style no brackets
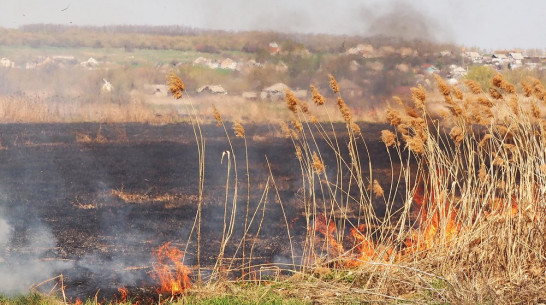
1,34,546,303
0,120,393,303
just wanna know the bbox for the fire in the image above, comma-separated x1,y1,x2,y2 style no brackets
405,176,461,252
344,224,376,267
315,214,344,255
117,286,129,303
152,242,191,295
73,298,82,305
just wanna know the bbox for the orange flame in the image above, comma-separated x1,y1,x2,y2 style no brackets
152,242,191,295
315,214,344,255
73,298,82,305
405,175,461,252
343,224,376,267
117,286,128,303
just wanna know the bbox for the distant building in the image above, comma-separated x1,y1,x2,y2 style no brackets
81,57,99,69
219,58,238,70
193,57,219,69
464,51,482,63
269,42,280,55
0,57,15,68
492,53,508,64
260,83,289,101
449,65,467,78
509,52,524,66
197,85,227,95
242,91,258,100
423,64,439,75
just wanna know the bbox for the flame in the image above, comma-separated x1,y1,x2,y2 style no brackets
343,224,376,267
73,298,82,305
117,286,128,303
405,176,461,252
152,242,191,295
315,214,344,255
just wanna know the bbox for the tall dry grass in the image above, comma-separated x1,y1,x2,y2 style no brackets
166,71,546,303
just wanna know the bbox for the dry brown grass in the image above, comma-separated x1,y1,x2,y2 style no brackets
0,94,180,124
186,73,546,303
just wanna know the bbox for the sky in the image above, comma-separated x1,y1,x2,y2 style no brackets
1,0,545,50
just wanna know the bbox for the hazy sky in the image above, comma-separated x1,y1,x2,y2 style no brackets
1,0,545,50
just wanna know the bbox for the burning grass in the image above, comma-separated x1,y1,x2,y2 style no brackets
172,72,546,304
8,72,546,304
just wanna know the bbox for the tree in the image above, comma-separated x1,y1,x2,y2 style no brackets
464,65,496,91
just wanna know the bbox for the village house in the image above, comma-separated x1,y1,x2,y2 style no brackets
269,42,280,55
80,57,99,69
219,58,238,70
197,85,227,95
464,51,482,64
0,57,15,68
449,65,467,78
345,44,374,57
509,52,524,65
193,57,220,69
242,91,258,100
423,64,439,75
492,53,508,65
260,83,289,101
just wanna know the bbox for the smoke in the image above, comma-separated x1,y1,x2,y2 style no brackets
362,1,452,42
0,206,72,295
192,0,453,43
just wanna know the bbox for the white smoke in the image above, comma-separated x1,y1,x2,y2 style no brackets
0,209,72,295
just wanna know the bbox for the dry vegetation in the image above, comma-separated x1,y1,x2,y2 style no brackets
156,71,546,304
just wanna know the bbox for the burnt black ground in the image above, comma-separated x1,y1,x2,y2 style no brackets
0,122,398,301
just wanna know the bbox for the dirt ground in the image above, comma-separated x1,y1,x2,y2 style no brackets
0,122,398,301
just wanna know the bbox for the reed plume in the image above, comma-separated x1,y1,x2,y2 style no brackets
464,79,483,94
310,85,325,106
329,74,339,94
492,74,503,88
392,96,404,106
434,74,450,96
292,118,303,133
452,86,464,100
213,105,222,126
386,108,402,126
299,100,310,115
404,135,425,154
410,84,426,111
477,97,493,108
337,97,352,123
489,88,503,100
312,152,324,173
381,130,398,147
371,180,384,197
233,121,245,138
280,121,291,138
167,71,185,99
521,81,533,97
449,126,464,145
285,90,299,113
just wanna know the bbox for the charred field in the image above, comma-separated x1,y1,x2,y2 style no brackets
0,121,394,302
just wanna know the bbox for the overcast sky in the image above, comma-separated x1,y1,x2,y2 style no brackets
1,0,545,50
